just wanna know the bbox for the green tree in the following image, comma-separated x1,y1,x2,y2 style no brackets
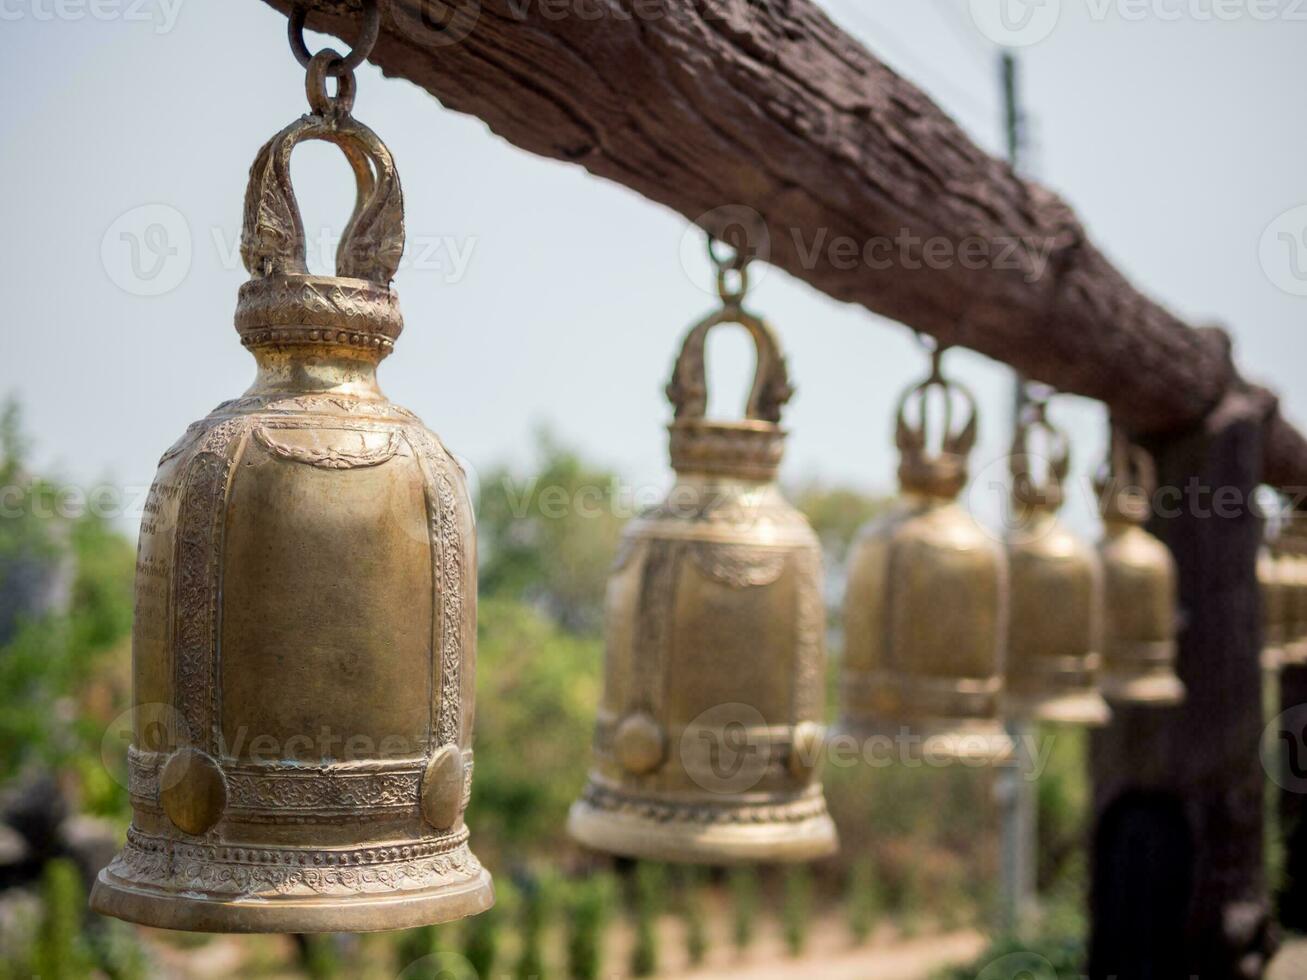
782,866,811,957
515,876,550,980
32,858,93,980
729,866,760,952
847,857,880,946
565,874,614,980
678,867,708,966
630,863,666,977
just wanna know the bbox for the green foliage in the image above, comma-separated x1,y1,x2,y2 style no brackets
677,867,707,966
792,483,890,567
300,935,343,979
565,874,614,980
781,866,811,957
463,895,502,979
32,858,94,980
932,929,1085,980
469,597,598,862
630,863,666,977
476,432,625,633
729,866,759,951
394,925,445,973
515,876,550,980
87,920,150,980
847,857,880,946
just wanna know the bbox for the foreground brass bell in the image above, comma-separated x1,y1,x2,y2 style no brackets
1095,429,1185,705
91,47,493,932
839,348,1013,762
1003,399,1110,726
568,245,838,864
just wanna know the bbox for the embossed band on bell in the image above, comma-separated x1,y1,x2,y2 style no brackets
569,245,838,865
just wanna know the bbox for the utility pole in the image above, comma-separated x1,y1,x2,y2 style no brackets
997,48,1039,940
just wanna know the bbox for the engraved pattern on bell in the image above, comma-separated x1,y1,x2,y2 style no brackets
568,257,838,864
838,349,1014,763
1094,429,1186,706
1002,401,1111,727
89,78,493,933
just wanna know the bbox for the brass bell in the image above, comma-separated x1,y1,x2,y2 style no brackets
1094,428,1185,705
91,45,493,932
1003,399,1110,726
567,243,838,864
1260,531,1288,672
839,347,1013,762
1281,518,1307,667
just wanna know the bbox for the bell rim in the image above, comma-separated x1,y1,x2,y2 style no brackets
89,864,494,934
1003,689,1113,728
566,800,838,865
1099,671,1186,706
831,716,1015,764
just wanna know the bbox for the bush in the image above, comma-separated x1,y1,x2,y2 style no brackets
566,874,614,980
847,857,880,946
782,866,811,957
32,858,94,980
729,866,760,952
630,863,666,977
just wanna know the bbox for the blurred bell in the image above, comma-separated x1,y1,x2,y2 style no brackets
91,65,493,932
1003,398,1111,726
1260,528,1288,673
839,346,1013,763
568,243,838,864
1094,428,1185,705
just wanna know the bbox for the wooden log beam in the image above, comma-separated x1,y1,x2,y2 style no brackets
260,0,1305,490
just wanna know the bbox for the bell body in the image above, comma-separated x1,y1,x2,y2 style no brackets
840,493,1013,760
92,102,492,931
1260,546,1287,672
89,349,492,932
568,456,837,863
1097,520,1184,705
1005,508,1110,725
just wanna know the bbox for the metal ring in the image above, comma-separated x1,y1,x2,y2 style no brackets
707,235,748,272
289,0,381,77
306,50,357,116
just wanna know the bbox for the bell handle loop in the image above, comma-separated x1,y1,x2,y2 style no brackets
1106,424,1158,498
894,348,979,460
666,307,793,425
1009,398,1071,504
288,0,381,78
240,104,405,285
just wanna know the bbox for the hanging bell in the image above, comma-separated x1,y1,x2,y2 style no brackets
1003,398,1110,726
1094,428,1185,705
839,347,1013,762
567,242,838,864
91,30,493,932
1260,529,1288,673
1281,517,1307,667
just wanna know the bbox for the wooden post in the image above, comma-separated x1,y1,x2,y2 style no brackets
1278,662,1307,929
1090,390,1277,978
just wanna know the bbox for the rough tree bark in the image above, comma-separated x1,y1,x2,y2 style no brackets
258,0,1307,489
1090,390,1276,979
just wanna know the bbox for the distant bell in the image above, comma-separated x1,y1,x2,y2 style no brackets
1003,400,1110,726
568,250,838,864
90,94,492,932
839,348,1012,763
1094,430,1185,706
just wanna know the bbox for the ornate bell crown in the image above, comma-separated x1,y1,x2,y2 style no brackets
1009,396,1070,513
235,56,405,357
1094,425,1156,525
665,248,794,481
894,346,978,499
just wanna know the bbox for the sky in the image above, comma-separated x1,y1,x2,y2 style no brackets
1,0,1305,539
